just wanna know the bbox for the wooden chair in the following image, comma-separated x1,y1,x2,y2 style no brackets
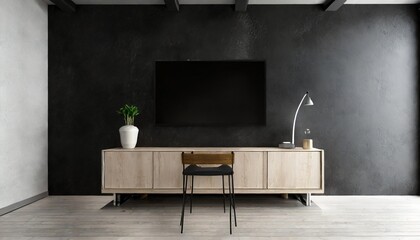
180,152,237,234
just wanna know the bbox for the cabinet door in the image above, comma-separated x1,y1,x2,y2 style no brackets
104,151,153,189
153,152,183,189
234,152,264,189
193,151,265,189
193,168,224,189
268,152,321,189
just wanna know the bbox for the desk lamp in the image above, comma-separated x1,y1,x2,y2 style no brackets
279,91,314,149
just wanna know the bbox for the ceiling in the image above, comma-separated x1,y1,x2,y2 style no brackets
46,0,420,4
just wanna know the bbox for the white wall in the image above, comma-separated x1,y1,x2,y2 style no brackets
0,0,48,209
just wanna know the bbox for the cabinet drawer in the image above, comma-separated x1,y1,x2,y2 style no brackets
104,152,153,189
268,152,321,189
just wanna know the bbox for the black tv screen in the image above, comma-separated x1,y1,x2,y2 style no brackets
155,61,266,126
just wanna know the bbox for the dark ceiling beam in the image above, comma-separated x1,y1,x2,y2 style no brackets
164,0,180,11
324,0,347,11
50,0,76,13
235,0,249,12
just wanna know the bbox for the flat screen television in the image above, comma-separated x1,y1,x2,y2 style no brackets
155,61,266,126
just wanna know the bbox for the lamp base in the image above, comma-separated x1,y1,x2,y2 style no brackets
278,142,295,149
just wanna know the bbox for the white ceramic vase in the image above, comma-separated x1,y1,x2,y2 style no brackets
119,125,139,149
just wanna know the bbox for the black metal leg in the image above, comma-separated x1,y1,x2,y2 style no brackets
181,175,188,233
180,174,185,225
190,175,194,214
231,174,237,227
228,175,232,234
222,175,226,213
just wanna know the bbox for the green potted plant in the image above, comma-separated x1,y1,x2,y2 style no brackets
117,104,140,149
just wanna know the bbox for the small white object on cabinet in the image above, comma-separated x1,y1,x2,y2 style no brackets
119,125,139,149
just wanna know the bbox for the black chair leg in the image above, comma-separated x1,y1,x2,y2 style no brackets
190,175,194,213
180,174,185,226
180,175,188,233
222,175,226,213
231,174,237,227
228,175,232,234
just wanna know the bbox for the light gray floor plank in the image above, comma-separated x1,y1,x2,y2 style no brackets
0,195,419,239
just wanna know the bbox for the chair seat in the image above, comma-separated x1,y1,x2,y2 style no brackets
183,164,233,176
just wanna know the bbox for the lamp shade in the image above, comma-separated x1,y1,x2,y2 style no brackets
305,95,314,106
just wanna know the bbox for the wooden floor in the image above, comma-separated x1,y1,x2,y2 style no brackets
1,195,420,239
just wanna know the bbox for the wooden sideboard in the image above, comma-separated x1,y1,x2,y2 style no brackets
102,147,324,206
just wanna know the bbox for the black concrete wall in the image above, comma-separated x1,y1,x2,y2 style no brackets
48,5,418,195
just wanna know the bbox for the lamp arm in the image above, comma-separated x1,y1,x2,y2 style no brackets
291,92,308,144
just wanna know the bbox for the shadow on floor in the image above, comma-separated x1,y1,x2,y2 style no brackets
101,194,318,210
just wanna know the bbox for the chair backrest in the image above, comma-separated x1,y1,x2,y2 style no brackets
182,152,234,165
